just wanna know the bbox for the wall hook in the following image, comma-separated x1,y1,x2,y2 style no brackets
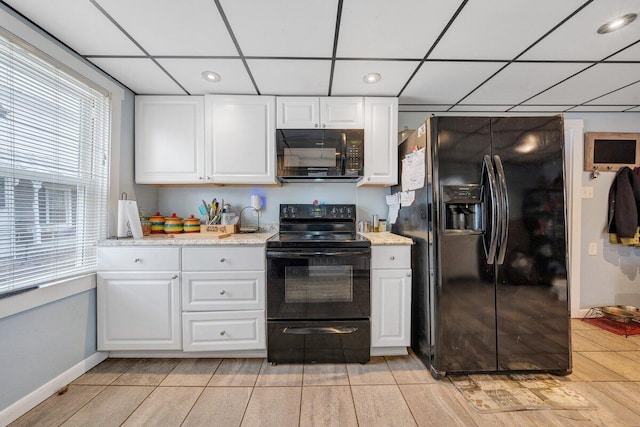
590,166,600,180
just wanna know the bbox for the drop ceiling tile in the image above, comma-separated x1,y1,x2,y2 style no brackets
220,0,337,57
584,80,640,105
157,59,255,95
464,62,588,105
331,60,418,96
89,58,184,94
607,40,640,60
449,105,511,112
399,105,452,112
524,63,640,105
429,0,585,60
401,61,507,105
96,0,236,55
3,0,142,55
337,0,460,59
247,59,331,95
567,105,630,112
509,105,574,112
520,0,640,61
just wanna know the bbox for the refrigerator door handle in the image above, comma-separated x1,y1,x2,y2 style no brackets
494,155,509,265
482,155,499,264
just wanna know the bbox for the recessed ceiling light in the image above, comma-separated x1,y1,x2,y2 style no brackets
363,73,381,84
201,71,221,82
597,13,637,34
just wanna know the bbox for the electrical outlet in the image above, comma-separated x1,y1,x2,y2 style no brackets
588,242,597,255
581,187,594,199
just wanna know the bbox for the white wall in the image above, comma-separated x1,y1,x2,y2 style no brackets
399,111,640,312
158,184,388,226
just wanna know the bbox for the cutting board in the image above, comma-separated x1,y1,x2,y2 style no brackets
171,232,231,239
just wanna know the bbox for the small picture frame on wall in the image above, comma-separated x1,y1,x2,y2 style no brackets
584,132,640,173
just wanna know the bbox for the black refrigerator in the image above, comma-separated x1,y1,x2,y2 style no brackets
392,116,571,379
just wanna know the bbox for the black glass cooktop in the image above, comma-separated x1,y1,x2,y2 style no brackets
266,232,370,248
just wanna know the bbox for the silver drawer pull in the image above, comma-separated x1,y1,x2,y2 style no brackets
389,256,395,260
220,330,226,336
171,274,178,280
133,258,141,263
406,272,411,277
220,258,226,263
219,290,226,295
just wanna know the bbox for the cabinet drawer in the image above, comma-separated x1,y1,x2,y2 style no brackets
182,271,265,311
182,310,265,351
371,245,410,269
98,247,180,271
182,246,265,271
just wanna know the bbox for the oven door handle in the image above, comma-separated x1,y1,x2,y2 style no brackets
282,326,358,335
267,250,370,258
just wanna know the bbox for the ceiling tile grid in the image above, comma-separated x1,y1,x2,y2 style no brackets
2,0,639,112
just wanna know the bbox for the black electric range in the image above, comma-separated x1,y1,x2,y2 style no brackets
265,204,371,364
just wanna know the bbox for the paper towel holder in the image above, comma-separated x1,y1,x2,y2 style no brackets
239,194,262,233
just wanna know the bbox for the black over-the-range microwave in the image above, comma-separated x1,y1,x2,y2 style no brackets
276,129,364,182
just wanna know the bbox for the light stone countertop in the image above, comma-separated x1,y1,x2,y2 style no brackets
98,230,277,246
360,232,413,246
98,230,412,247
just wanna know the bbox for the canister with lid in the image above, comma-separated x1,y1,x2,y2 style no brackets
183,214,200,233
164,213,183,234
149,212,165,234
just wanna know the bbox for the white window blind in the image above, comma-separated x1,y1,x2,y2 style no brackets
0,32,110,296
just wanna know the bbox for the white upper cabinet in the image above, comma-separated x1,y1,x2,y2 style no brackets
358,97,398,187
205,95,277,184
135,96,205,184
276,96,364,129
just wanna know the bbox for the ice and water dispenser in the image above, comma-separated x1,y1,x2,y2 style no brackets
442,185,483,232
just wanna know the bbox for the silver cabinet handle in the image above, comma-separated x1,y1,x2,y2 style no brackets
199,176,203,180
219,290,226,295
206,176,211,180
133,258,141,263
219,330,226,336
406,272,411,277
171,274,178,280
322,124,326,128
219,258,226,263
389,256,395,261
314,123,318,128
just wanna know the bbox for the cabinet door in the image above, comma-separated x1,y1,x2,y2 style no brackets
135,96,205,184
371,268,411,347
320,97,364,129
276,97,320,128
358,97,398,187
97,271,181,350
206,95,276,184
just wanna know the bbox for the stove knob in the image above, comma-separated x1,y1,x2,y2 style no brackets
330,207,338,216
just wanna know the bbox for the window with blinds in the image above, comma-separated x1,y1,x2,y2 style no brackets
0,32,110,297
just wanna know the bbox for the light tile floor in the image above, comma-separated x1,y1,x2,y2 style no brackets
11,319,640,426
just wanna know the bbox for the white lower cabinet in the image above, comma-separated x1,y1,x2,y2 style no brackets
97,247,182,351
97,271,182,351
181,246,266,352
371,245,412,353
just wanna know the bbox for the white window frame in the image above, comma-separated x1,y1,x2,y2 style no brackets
0,6,126,319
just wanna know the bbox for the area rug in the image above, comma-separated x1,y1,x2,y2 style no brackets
583,316,640,336
450,373,595,413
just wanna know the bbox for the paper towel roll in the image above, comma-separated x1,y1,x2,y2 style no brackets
250,194,262,210
125,200,143,239
117,200,129,238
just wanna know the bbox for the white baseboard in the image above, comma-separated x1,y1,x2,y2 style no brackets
1,351,108,426
107,349,267,358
